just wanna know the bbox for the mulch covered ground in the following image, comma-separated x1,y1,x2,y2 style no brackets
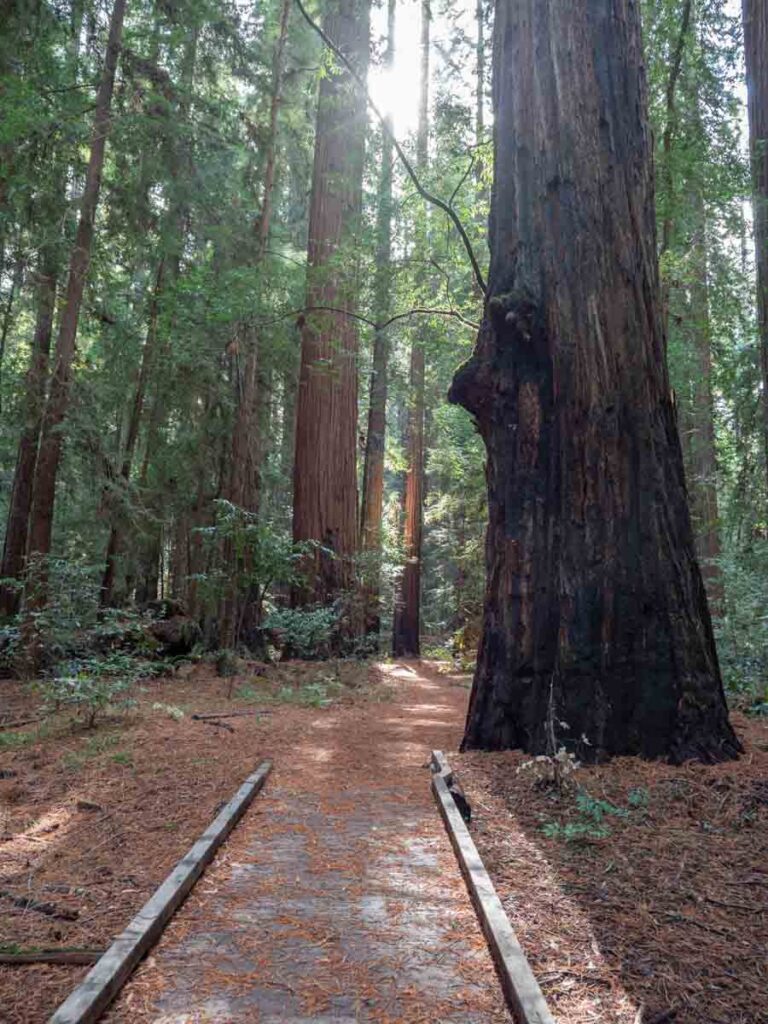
0,658,396,1023
454,712,768,1024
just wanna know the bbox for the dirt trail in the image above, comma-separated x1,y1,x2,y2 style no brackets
104,660,511,1023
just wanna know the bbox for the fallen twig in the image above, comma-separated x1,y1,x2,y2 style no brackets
191,710,271,721
0,890,79,922
0,949,102,965
196,719,235,733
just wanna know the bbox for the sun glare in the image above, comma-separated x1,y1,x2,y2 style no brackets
369,0,423,136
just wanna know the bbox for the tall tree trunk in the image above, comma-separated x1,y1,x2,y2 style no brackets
0,261,56,616
678,200,722,612
100,22,196,607
659,0,692,337
292,0,370,607
100,260,164,606
392,0,429,658
25,0,127,594
359,0,396,638
743,0,768,490
449,0,739,763
219,0,290,650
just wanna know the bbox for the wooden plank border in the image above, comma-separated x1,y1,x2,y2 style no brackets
49,760,273,1024
430,750,556,1024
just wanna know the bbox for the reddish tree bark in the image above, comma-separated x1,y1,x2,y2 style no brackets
0,262,56,615
292,0,370,606
392,0,430,656
743,0,768,488
25,0,127,592
359,0,396,637
449,0,739,762
392,0,429,657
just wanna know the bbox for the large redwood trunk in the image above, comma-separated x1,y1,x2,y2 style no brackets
359,0,396,638
743,0,768,488
25,0,127,587
449,0,739,763
292,0,369,606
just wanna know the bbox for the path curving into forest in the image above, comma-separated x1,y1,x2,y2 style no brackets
104,661,511,1024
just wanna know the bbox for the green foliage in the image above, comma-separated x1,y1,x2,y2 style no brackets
541,786,649,843
716,542,768,703
264,606,338,659
42,651,150,728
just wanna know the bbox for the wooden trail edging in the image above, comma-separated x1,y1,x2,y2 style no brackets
48,760,273,1024
430,750,556,1024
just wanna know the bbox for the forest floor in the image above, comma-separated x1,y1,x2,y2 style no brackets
455,716,768,1024
0,658,766,1023
0,657,509,1024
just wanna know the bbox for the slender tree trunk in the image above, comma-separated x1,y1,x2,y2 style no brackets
219,0,290,650
678,199,722,612
392,0,429,657
0,262,56,616
743,0,768,490
292,0,370,608
359,0,396,638
0,244,24,407
449,0,739,763
100,260,164,606
659,0,692,338
25,0,127,593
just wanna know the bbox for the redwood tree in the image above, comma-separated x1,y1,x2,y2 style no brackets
392,0,429,657
359,0,396,638
743,0,768,489
292,0,369,605
449,0,740,763
25,0,127,589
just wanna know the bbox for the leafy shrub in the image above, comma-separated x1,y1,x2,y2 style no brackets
263,606,338,659
541,786,646,843
41,652,152,727
716,542,768,706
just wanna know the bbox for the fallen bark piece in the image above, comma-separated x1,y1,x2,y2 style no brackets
196,718,235,733
0,890,79,922
0,949,103,965
191,709,271,720
49,759,272,1024
76,800,103,813
431,750,554,1024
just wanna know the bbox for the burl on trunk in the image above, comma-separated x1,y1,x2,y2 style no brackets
449,0,739,763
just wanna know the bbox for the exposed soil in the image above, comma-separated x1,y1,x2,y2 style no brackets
454,713,768,1024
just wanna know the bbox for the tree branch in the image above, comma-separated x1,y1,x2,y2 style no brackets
293,0,488,297
256,304,479,333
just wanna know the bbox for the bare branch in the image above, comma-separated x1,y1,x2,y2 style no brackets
255,304,479,333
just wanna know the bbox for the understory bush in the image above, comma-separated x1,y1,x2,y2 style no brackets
715,542,768,711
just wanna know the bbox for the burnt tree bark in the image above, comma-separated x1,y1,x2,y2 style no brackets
392,0,429,657
449,0,739,763
25,0,127,594
743,0,768,490
292,0,369,607
359,0,396,639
